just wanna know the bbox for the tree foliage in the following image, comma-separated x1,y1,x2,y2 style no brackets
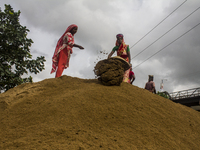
0,4,46,92
157,91,170,99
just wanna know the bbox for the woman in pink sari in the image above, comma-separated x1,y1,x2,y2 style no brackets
51,24,84,78
107,34,131,83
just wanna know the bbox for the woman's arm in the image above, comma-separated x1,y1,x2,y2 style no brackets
127,46,131,64
130,74,135,84
107,51,115,59
63,33,84,50
127,51,131,64
73,44,84,49
144,83,147,89
152,82,156,94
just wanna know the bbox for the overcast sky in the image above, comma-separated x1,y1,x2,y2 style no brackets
1,0,200,93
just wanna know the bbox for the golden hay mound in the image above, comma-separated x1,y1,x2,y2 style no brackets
0,75,200,150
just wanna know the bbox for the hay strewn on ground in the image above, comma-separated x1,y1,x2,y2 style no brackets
0,75,200,150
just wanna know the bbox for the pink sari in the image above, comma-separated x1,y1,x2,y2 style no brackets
51,24,77,74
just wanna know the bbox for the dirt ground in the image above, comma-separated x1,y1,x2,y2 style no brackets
0,75,200,150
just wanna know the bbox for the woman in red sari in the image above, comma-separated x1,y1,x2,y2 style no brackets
107,34,131,83
51,24,84,78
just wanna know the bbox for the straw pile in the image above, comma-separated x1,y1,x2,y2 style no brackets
94,57,130,86
0,75,200,150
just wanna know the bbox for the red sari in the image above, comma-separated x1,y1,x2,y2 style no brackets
51,24,77,77
116,40,131,83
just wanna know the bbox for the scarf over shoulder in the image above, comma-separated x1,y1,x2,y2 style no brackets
50,24,78,74
115,34,129,62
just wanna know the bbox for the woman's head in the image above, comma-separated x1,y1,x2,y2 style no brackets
148,75,154,81
70,26,78,35
116,34,123,38
117,37,123,45
66,24,78,35
116,34,124,45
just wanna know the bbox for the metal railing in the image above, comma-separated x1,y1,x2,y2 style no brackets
169,87,200,100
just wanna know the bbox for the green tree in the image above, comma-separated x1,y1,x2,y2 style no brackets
157,91,170,99
0,4,46,92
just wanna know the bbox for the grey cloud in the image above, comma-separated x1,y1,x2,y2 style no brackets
1,0,200,93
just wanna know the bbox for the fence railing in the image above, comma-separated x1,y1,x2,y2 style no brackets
169,87,200,100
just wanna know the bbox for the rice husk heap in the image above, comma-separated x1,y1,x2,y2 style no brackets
94,57,130,86
0,75,200,150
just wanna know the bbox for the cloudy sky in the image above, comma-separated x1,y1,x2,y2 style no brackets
1,0,200,93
